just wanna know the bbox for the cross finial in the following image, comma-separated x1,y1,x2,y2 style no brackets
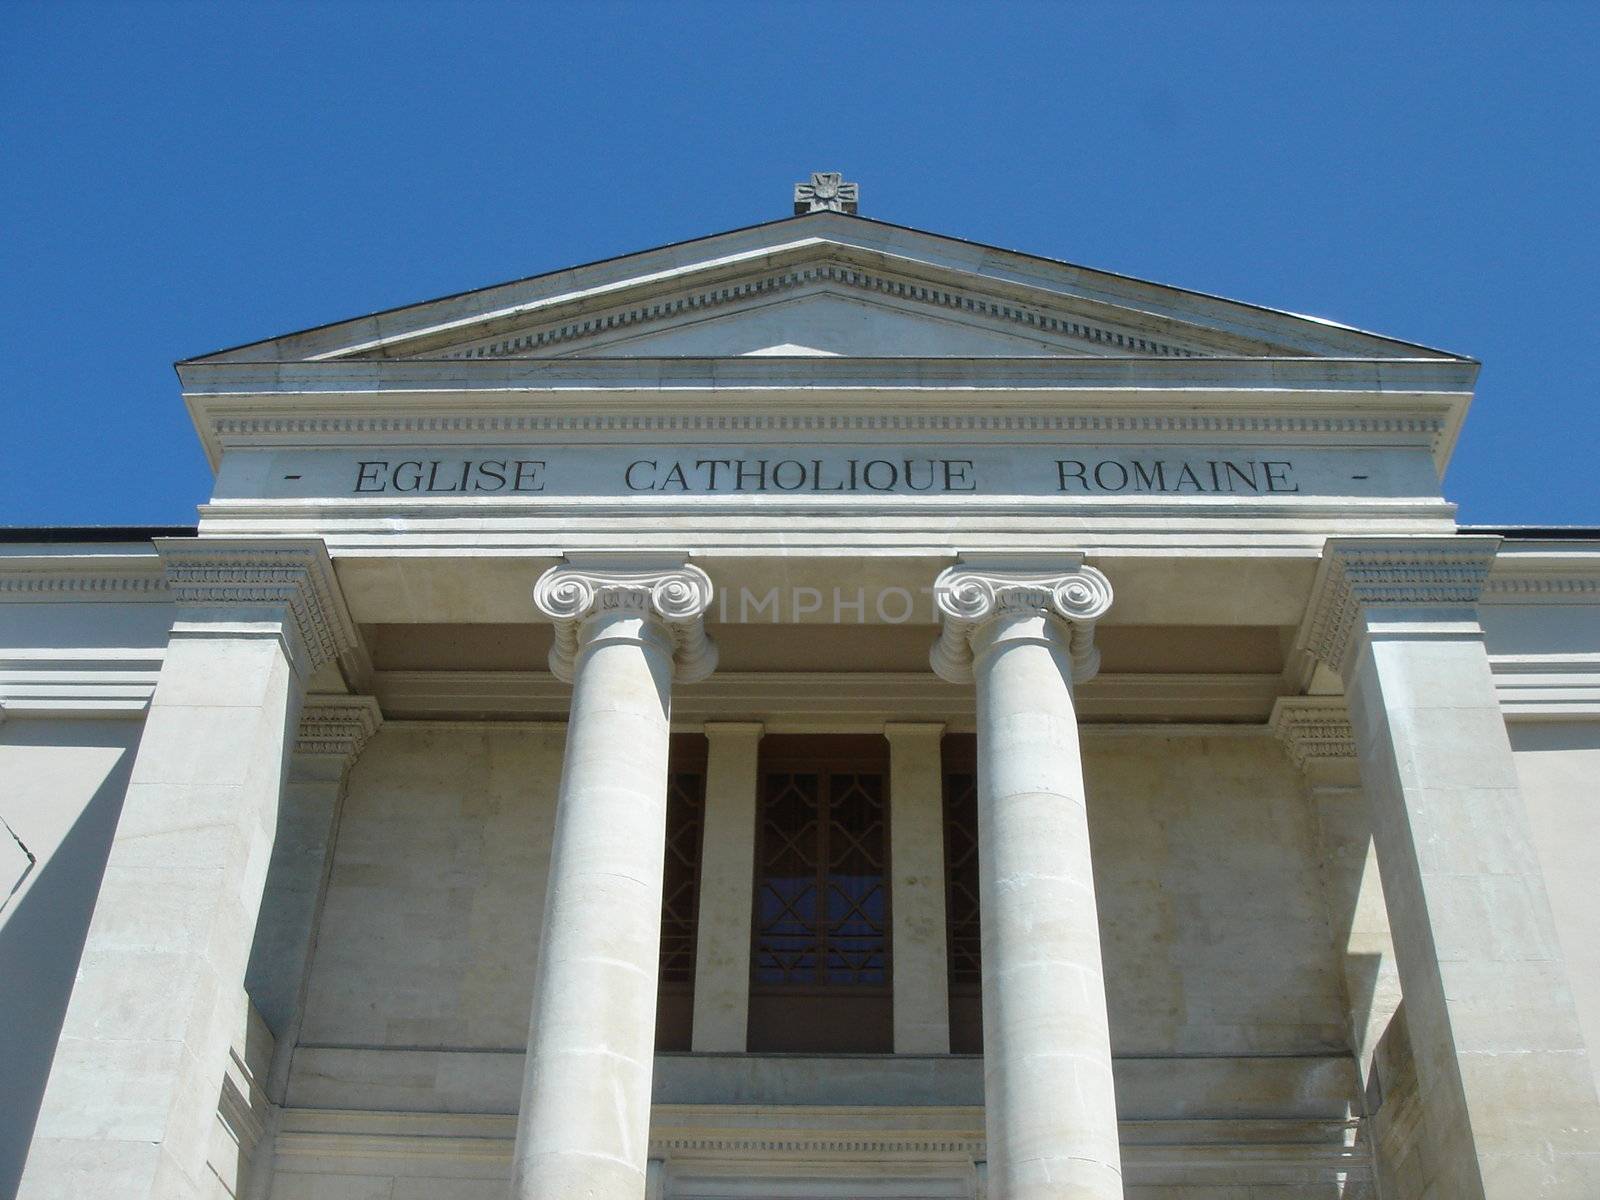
793,171,859,215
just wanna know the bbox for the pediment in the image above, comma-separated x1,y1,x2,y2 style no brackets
184,213,1466,365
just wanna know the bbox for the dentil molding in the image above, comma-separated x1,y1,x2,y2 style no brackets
930,558,1113,685
533,559,718,684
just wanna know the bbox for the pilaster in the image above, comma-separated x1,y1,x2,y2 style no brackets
1270,697,1400,1088
247,696,382,1051
18,537,360,1200
1296,536,1600,1199
691,722,762,1052
885,721,951,1054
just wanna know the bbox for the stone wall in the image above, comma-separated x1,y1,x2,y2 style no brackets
271,725,1362,1197
1511,720,1600,1096
0,717,142,1198
297,722,563,1051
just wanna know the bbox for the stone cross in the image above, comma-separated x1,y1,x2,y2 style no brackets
793,171,859,214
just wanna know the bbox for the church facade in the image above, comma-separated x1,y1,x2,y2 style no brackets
4,179,1599,1199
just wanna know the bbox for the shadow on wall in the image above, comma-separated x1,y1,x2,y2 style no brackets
0,722,139,1199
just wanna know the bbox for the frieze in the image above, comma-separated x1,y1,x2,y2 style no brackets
213,443,1442,506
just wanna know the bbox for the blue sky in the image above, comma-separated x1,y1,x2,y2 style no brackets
3,1,1596,526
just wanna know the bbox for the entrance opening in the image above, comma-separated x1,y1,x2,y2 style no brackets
748,734,892,1052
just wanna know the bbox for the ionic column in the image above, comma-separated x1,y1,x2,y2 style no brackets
930,557,1122,1200
19,539,360,1200
512,558,717,1200
1301,537,1600,1198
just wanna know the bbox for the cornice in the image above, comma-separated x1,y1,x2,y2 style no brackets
1489,653,1600,721
0,553,170,603
367,669,1282,728
532,559,717,684
157,538,362,677
187,216,1460,367
181,356,1474,471
1268,697,1356,769
204,406,1452,441
296,694,382,764
1297,536,1501,678
0,650,164,717
434,261,1209,361
930,558,1114,685
1482,546,1600,606
180,353,1478,396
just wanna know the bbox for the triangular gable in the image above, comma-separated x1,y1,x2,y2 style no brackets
182,213,1469,365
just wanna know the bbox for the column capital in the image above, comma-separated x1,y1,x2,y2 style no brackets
1299,536,1501,678
929,556,1112,685
155,537,362,677
295,694,383,767
533,557,717,684
1268,696,1356,771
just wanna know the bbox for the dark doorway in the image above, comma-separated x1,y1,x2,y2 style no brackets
747,734,892,1052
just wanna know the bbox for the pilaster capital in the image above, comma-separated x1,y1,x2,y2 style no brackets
1299,536,1501,678
703,720,764,740
295,695,383,767
533,557,718,684
883,721,946,743
155,538,361,677
929,556,1112,685
1268,696,1356,771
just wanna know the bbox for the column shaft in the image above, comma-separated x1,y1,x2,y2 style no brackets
690,722,761,1053
972,611,1122,1200
886,721,951,1055
511,611,677,1199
